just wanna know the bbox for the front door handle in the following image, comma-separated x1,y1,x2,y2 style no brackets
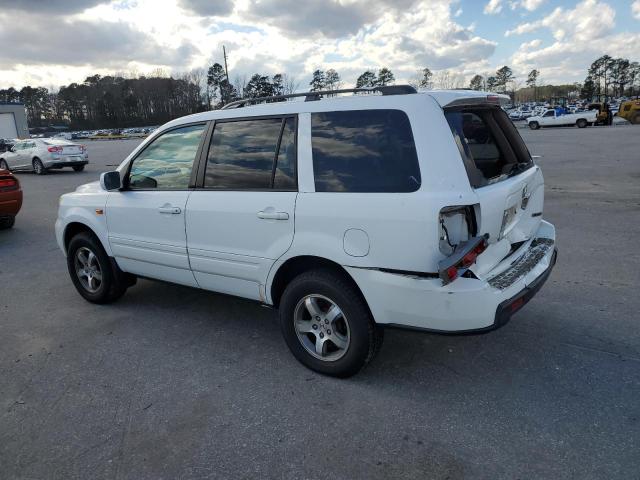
257,210,289,220
158,205,182,214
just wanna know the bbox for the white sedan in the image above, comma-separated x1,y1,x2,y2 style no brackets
0,138,89,174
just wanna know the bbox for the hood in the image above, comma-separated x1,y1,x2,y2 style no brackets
75,181,102,193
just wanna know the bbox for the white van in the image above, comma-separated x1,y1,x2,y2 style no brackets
55,86,557,377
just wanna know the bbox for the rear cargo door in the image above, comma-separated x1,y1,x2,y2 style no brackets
445,106,544,258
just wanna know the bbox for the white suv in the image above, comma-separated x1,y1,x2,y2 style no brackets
55,86,557,377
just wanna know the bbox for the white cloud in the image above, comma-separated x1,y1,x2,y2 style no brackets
520,39,542,50
633,0,640,19
1,0,497,90
520,0,546,11
508,1,639,83
505,0,615,41
484,0,503,15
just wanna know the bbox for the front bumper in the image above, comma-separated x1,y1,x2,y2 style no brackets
346,220,557,332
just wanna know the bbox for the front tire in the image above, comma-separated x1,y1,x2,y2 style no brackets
279,269,383,377
529,121,540,130
33,158,46,175
73,165,85,172
67,232,128,304
0,216,15,229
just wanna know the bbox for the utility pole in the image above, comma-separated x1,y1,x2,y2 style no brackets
223,45,230,104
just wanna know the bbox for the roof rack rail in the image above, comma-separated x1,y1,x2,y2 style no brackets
221,84,417,110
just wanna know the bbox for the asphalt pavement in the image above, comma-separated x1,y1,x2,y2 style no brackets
1,127,639,479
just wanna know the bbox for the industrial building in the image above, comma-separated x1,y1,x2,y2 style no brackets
0,102,29,139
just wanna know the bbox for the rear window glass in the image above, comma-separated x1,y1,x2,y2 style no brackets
311,109,421,193
445,107,532,188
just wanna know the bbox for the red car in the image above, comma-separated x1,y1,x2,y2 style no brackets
0,168,22,229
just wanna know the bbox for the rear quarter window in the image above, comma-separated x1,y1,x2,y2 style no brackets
311,109,421,193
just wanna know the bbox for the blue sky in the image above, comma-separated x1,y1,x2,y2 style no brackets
0,0,638,89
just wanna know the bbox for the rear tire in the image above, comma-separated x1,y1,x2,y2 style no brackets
278,269,383,377
0,216,15,229
33,158,46,175
633,114,640,125
73,165,85,172
576,119,587,128
0,159,8,171
67,232,128,304
529,121,540,130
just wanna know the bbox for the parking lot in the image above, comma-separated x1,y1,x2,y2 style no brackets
1,126,639,479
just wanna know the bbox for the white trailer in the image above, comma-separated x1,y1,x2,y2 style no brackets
0,103,29,139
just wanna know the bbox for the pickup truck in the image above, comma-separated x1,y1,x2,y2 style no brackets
527,109,598,129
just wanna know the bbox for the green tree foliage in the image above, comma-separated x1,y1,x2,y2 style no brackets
245,74,274,98
309,69,326,91
486,76,499,91
376,68,395,86
207,63,226,106
355,70,377,88
325,69,341,90
580,76,596,99
418,68,433,89
526,69,539,88
494,66,513,93
272,74,284,96
469,74,483,90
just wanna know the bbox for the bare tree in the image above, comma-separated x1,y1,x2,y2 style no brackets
233,74,248,99
281,74,300,94
434,70,463,89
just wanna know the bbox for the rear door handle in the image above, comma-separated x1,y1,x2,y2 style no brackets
158,205,182,214
257,210,289,220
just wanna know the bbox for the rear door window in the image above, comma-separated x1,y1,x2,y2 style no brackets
445,107,532,188
311,109,421,193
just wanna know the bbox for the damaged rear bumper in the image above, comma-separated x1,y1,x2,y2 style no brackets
346,220,557,333
493,247,557,329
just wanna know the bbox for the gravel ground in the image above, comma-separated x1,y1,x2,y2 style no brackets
0,126,639,479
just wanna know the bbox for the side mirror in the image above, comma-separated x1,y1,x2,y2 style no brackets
100,171,122,191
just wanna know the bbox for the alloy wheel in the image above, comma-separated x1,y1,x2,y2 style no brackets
74,247,102,293
294,294,351,361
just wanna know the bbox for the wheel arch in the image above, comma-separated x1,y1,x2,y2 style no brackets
60,212,113,257
64,221,97,251
269,255,367,310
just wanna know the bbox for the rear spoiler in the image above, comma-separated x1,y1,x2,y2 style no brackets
443,94,511,109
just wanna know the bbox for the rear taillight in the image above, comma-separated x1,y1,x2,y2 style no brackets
0,177,18,190
80,145,86,152
48,146,63,153
438,234,489,285
439,205,478,255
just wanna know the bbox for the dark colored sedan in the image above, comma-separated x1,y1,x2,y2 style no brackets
0,169,22,229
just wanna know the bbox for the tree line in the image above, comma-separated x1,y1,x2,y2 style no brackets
1,54,638,130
